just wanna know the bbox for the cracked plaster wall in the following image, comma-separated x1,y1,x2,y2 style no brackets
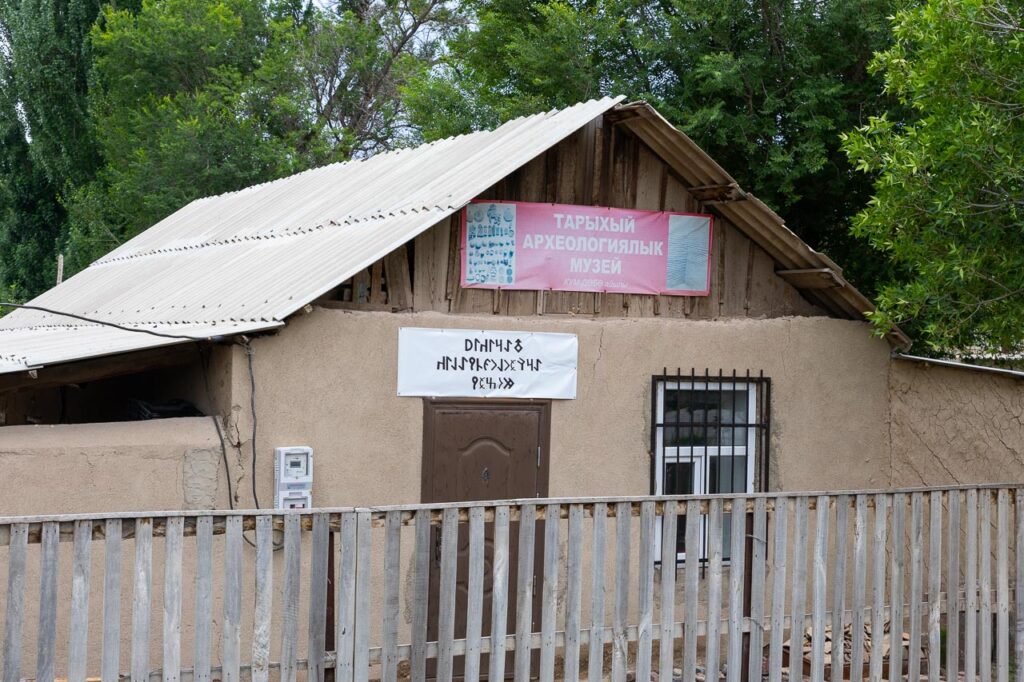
888,361,1024,486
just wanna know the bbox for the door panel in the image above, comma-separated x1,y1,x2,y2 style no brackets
423,401,550,679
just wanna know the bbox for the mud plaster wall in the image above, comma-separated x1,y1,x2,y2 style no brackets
0,417,225,515
238,307,892,510
888,360,1024,487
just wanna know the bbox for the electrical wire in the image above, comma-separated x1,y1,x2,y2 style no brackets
0,302,215,341
243,338,261,509
201,344,281,550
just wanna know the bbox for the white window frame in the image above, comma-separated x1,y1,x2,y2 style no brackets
653,379,757,563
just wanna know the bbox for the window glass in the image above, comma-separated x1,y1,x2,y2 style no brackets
655,377,765,564
665,461,695,553
663,389,748,447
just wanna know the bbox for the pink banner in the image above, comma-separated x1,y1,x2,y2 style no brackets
461,201,714,296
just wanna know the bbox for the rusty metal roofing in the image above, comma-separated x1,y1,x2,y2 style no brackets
0,97,625,374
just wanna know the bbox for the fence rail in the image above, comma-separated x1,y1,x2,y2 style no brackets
1,484,1022,682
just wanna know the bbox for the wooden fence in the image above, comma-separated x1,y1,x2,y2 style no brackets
1,484,1022,682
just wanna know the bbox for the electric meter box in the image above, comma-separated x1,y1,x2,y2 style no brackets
274,446,313,509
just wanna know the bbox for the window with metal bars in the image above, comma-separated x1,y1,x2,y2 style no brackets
651,369,771,564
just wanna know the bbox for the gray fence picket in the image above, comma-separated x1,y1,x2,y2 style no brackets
564,504,584,682
464,507,484,682
612,501,632,682
949,491,962,680
790,497,809,682
768,498,789,682
2,523,27,682
383,510,403,682
222,515,242,682
747,497,768,682
540,504,561,682
252,516,273,682
659,501,678,682
966,489,979,682
336,512,356,682
850,495,867,682
998,490,1011,682
36,522,59,682
928,491,943,682
131,518,153,682
193,516,213,682
908,493,925,682
982,492,994,682
68,519,93,682
810,496,829,682
830,495,849,682
353,511,372,682
706,498,724,680
308,513,330,682
727,496,747,682
281,514,302,682
683,500,701,682
438,507,459,682
636,501,655,682
102,519,123,682
162,516,183,682
870,495,888,682
889,494,906,682
489,506,511,682
589,503,608,682
514,504,536,682
1016,490,1024,682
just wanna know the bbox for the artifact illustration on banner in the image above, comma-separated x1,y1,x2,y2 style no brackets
461,200,713,296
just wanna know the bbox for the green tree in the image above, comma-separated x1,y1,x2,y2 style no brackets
842,0,1024,353
64,0,465,269
0,72,64,300
403,0,901,292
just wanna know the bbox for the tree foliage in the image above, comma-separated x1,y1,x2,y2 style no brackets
842,0,1024,353
403,0,901,292
64,0,464,269
0,0,114,299
0,0,466,289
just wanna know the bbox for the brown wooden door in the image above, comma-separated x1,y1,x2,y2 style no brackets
422,400,550,679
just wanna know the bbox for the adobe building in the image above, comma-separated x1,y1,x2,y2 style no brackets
1,97,1022,523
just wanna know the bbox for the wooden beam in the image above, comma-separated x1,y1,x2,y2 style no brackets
688,182,747,203
0,343,199,394
383,245,413,310
315,301,411,313
776,268,844,290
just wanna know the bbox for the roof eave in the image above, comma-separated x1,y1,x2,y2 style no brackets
611,101,911,351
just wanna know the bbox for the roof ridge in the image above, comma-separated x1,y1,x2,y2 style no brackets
93,205,449,266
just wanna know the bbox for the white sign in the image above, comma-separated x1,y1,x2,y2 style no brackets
397,327,578,399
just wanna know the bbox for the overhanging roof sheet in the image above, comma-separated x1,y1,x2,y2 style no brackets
0,97,624,374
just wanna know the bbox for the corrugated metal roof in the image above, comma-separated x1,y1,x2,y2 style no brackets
0,95,908,376
0,97,624,374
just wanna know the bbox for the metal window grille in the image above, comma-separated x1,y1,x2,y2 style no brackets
650,368,771,565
